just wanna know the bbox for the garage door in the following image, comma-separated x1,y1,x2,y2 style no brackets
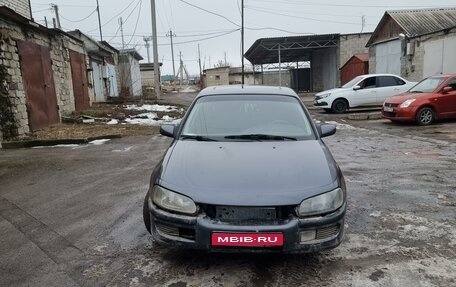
375,40,401,75
17,40,60,131
424,36,456,77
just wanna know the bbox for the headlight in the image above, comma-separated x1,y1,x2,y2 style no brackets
316,93,331,99
296,188,344,217
151,185,198,215
399,99,416,108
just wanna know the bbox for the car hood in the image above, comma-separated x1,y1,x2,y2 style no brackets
385,92,433,104
316,88,347,96
158,140,340,206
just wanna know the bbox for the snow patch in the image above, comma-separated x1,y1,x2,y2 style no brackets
126,104,177,112
89,139,111,145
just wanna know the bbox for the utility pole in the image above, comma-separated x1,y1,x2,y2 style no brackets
96,0,103,40
179,51,183,90
143,36,152,62
44,16,48,28
51,4,61,29
119,17,125,49
361,15,366,33
198,44,202,88
241,0,245,85
224,52,227,66
166,29,177,81
150,0,161,100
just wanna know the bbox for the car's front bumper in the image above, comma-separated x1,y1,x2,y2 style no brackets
314,99,330,108
147,198,346,253
382,106,418,121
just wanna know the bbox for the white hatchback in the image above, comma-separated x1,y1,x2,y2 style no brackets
314,74,417,113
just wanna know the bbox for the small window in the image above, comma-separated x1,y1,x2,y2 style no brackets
447,78,456,90
395,77,406,85
377,76,400,87
359,77,377,89
215,75,220,80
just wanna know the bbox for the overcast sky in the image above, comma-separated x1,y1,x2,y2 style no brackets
31,0,456,75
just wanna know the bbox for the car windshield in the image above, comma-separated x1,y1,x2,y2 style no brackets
342,76,364,88
409,77,446,93
180,94,316,141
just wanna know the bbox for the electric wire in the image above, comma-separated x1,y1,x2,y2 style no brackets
249,0,456,8
126,0,142,45
60,8,98,23
246,6,376,26
86,0,139,33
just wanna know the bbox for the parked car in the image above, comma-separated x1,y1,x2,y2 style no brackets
143,85,346,253
314,74,416,113
382,74,456,125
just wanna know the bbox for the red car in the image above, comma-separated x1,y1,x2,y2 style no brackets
382,74,456,125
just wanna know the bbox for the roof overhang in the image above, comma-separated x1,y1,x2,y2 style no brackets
244,34,339,65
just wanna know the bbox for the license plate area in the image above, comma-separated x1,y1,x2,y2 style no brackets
215,206,276,221
211,232,284,247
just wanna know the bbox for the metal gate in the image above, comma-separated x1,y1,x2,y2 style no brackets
69,50,90,111
18,41,59,131
424,36,456,77
375,40,401,75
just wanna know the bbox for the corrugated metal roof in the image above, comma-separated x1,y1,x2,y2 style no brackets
389,7,456,37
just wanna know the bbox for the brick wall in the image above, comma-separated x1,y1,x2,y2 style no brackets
0,0,31,19
0,19,86,136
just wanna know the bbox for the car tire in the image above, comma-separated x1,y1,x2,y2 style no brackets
415,107,435,126
143,194,151,234
331,99,348,113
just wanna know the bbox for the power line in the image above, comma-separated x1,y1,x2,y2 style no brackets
249,0,456,8
60,8,97,23
86,0,139,33
126,0,142,45
246,6,376,26
178,0,240,27
245,4,378,18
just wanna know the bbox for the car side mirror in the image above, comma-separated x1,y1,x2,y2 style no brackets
160,124,177,138
318,124,337,138
353,85,361,91
442,86,454,94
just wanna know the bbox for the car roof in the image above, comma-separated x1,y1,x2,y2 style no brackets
358,74,404,78
197,85,298,98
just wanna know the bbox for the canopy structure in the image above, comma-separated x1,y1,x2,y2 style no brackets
245,34,339,65
244,34,341,92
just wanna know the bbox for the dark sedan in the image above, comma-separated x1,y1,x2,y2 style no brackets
143,85,346,253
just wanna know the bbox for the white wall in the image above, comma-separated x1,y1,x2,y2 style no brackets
375,40,401,75
424,36,456,77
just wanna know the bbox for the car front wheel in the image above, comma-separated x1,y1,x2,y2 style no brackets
331,99,348,113
416,107,435,126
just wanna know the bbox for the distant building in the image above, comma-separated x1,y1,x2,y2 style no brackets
119,49,143,97
140,62,162,87
203,66,230,87
68,30,120,102
367,7,456,81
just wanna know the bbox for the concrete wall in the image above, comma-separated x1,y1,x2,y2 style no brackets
0,19,85,136
204,67,229,87
339,33,371,69
402,28,456,82
0,0,31,19
140,69,155,87
312,47,337,92
260,70,291,87
229,73,255,85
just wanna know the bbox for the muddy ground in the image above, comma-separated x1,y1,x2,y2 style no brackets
0,91,455,286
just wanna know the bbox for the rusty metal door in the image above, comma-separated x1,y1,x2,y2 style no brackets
69,50,90,111
18,40,60,131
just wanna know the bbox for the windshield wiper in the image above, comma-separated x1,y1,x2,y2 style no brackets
411,90,423,93
224,134,297,141
181,135,218,141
